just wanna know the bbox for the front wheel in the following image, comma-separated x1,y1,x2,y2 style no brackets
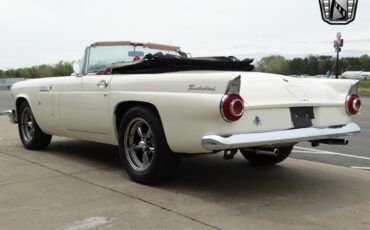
240,146,293,165
118,106,180,184
18,101,52,150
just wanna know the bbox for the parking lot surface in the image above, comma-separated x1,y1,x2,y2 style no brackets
1,116,370,230
0,90,12,114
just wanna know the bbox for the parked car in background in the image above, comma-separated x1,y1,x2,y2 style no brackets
342,71,370,80
6,41,362,184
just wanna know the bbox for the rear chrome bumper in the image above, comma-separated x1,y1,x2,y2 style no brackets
201,123,360,151
5,110,17,124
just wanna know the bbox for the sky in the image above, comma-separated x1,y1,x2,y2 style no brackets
0,0,369,69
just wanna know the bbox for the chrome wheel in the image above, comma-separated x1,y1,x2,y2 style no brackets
124,118,155,172
21,107,35,143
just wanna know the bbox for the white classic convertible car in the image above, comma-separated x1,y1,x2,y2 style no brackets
6,41,362,184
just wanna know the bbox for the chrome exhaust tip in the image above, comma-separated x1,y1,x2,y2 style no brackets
272,148,280,156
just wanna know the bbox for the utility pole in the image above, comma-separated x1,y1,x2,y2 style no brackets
334,32,343,79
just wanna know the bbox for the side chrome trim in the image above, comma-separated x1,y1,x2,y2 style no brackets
201,123,360,151
5,110,17,124
39,85,50,92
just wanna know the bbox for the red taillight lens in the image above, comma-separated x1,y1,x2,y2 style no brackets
346,94,361,115
220,93,244,122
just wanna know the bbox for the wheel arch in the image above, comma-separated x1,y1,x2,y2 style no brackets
114,101,168,143
15,96,32,122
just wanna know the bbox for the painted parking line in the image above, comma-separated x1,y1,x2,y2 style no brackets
293,146,370,161
63,217,110,230
350,166,370,170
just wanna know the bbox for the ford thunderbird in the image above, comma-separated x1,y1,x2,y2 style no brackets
6,41,362,184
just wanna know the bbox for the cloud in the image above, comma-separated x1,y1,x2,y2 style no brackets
345,38,370,43
232,44,269,49
1,0,370,69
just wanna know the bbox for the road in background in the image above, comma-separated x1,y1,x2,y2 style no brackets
0,90,12,114
0,89,369,171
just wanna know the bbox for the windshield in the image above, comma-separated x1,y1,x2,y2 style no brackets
87,45,181,73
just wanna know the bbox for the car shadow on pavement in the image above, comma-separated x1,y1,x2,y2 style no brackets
45,140,369,200
168,155,331,194
34,139,370,221
45,139,122,170
159,155,370,218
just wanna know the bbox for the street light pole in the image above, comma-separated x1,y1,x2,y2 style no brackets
334,32,343,79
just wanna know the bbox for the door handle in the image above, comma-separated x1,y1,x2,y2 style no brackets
97,80,109,88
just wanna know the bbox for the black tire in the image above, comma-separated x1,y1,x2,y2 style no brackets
18,101,52,150
240,146,293,165
118,105,180,184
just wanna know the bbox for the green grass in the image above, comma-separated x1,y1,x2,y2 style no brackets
359,80,370,88
359,90,370,97
359,80,370,97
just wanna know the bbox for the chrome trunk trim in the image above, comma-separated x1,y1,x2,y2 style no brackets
201,123,360,151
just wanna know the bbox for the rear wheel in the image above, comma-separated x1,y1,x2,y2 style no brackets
118,106,180,184
18,101,52,150
240,146,293,165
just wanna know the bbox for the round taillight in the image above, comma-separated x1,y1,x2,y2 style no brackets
220,93,244,122
346,94,361,115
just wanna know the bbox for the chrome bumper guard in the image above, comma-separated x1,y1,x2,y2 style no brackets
201,123,360,151
5,110,17,124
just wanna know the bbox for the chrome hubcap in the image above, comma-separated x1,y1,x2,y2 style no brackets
124,118,155,171
21,108,35,143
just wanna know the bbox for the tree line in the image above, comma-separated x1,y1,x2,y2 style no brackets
255,54,370,76
1,55,370,78
0,61,73,78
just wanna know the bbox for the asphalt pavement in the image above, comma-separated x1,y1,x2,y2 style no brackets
0,90,12,114
1,116,370,229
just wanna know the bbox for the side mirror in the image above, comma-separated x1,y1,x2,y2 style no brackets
71,60,82,77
